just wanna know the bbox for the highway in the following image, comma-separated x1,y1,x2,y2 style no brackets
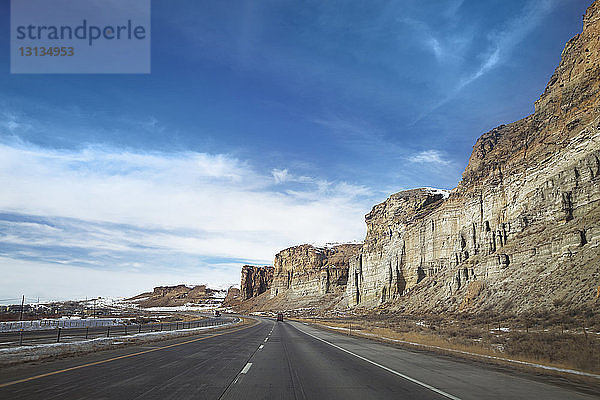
0,317,597,399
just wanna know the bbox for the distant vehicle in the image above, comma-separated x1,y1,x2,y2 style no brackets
214,310,221,317
276,313,283,322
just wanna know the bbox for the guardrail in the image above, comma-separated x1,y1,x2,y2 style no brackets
0,316,237,348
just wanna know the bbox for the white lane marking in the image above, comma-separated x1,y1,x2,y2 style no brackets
297,326,462,400
259,344,264,350
241,362,252,374
264,337,268,342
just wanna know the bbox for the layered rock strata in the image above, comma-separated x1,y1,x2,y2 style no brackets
241,265,274,300
346,3,600,313
270,244,362,299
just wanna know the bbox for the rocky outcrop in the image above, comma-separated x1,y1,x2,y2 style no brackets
222,287,242,307
241,265,274,300
232,3,600,316
229,244,361,313
346,189,448,306
127,284,225,308
347,2,600,314
270,244,362,299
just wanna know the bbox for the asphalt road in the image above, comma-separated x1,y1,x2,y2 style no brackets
0,317,597,400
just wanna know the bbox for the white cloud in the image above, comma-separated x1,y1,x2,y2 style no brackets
0,141,373,299
272,168,289,183
0,112,31,133
0,257,238,301
428,37,444,61
455,0,555,94
412,0,557,124
408,150,450,165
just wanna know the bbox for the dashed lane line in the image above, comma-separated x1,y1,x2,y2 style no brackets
240,362,252,374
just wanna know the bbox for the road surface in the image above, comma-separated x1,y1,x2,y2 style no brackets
0,317,597,399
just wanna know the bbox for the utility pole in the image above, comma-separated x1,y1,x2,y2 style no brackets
19,295,24,321
93,298,97,319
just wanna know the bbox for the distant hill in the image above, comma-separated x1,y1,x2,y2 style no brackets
126,284,226,308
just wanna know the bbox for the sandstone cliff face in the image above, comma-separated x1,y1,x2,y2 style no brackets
241,265,274,300
347,2,600,313
346,189,448,306
270,244,362,299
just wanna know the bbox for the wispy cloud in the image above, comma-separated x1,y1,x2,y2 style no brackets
311,116,402,156
427,37,444,61
0,112,33,134
0,139,374,298
413,0,557,124
271,168,289,184
399,17,445,63
408,150,451,165
454,0,554,92
0,256,240,302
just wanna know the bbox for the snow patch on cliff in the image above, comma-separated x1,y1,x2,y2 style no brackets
424,187,450,199
311,241,363,250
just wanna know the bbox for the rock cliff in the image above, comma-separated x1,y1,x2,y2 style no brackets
233,3,600,316
222,243,361,313
241,265,274,300
270,243,362,299
222,287,242,307
346,2,600,313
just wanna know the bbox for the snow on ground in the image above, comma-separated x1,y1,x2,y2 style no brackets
141,303,219,312
321,325,351,332
93,297,126,307
122,288,228,306
211,290,228,300
311,241,363,249
249,311,274,316
122,296,150,303
424,187,450,199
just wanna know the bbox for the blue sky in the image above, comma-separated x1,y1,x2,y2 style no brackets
0,0,592,302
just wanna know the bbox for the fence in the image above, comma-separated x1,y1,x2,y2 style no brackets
0,317,237,348
0,318,123,332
